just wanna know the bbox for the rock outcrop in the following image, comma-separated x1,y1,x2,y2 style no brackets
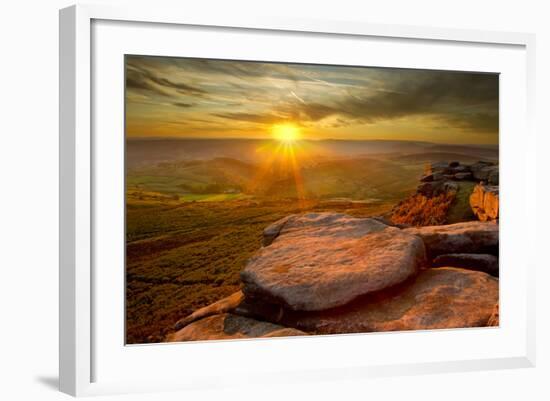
262,215,294,246
392,160,499,226
422,160,498,184
242,213,426,311
237,268,498,334
470,184,499,222
174,291,245,331
169,212,499,342
471,162,499,185
416,180,458,197
487,304,499,326
403,221,498,257
432,253,498,277
168,313,307,342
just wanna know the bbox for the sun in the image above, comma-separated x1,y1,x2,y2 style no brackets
272,123,301,144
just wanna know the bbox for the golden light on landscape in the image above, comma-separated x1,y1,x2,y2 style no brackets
272,123,301,144
123,56,501,345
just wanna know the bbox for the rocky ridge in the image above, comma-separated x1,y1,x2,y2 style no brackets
392,160,499,225
168,211,499,341
470,184,499,222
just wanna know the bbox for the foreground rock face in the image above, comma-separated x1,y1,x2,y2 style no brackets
487,304,499,326
262,215,294,246
168,313,307,342
174,291,244,331
238,268,499,334
169,212,499,342
404,221,498,257
432,253,498,277
242,213,426,311
470,184,499,222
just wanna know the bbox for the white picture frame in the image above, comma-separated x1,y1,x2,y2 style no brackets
59,3,536,397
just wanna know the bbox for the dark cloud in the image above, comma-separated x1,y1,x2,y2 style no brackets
172,102,194,108
165,58,305,83
126,61,206,98
212,112,280,125
439,111,499,133
212,70,498,135
126,54,499,138
278,71,499,134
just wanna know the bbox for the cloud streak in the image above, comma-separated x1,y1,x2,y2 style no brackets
125,55,499,143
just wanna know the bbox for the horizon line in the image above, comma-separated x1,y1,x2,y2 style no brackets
125,136,498,146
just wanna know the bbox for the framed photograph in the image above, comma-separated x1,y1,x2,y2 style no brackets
59,4,536,396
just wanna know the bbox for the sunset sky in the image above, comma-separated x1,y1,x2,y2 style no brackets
125,55,499,144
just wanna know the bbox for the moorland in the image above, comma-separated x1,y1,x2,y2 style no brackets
126,138,498,343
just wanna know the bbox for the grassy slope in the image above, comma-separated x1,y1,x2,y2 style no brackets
126,197,396,343
125,153,481,343
127,156,422,201
390,180,477,226
447,181,477,223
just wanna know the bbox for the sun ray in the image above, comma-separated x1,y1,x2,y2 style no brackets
246,142,284,193
288,145,307,208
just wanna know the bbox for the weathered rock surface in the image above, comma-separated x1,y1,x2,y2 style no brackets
404,221,498,257
420,173,436,182
242,213,426,311
426,160,498,185
414,160,496,211
417,180,457,197
370,215,410,229
417,181,442,196
487,304,499,326
470,161,494,173
167,313,307,342
488,170,499,185
470,184,499,222
429,161,471,176
174,291,244,330
454,172,473,180
238,268,499,334
471,163,499,185
432,253,498,277
263,215,295,246
431,161,452,171
472,165,496,181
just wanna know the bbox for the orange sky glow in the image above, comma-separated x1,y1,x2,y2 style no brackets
125,56,499,145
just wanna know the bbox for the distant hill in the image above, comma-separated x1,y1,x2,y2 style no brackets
127,157,256,195
126,138,498,168
424,144,498,160
126,138,264,168
387,152,494,164
127,155,422,201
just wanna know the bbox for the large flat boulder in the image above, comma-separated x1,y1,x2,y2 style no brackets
432,253,498,277
263,213,388,244
403,221,498,257
263,215,295,246
242,213,426,311
470,184,499,222
167,313,307,342
237,268,499,334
